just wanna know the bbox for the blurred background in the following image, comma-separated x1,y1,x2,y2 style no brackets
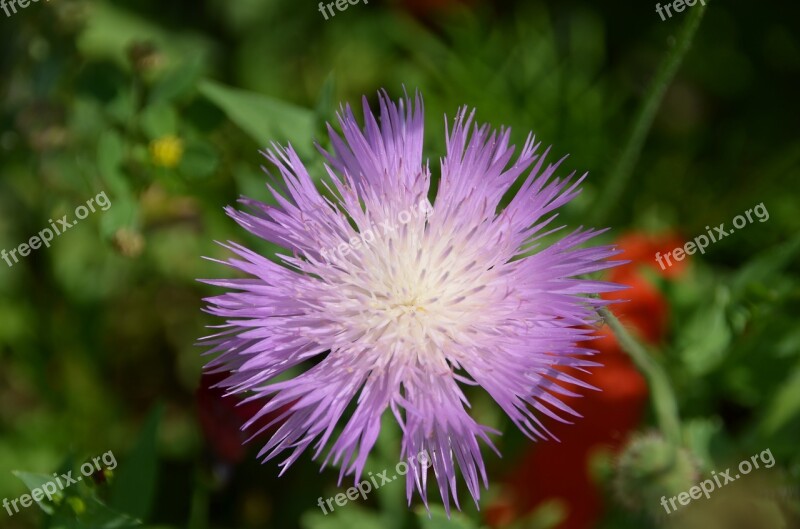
1,0,799,528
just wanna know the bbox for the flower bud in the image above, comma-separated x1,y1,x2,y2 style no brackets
613,431,699,518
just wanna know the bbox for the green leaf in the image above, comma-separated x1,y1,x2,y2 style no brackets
681,418,722,473
178,141,219,180
56,495,143,529
372,414,404,527
139,104,178,140
315,73,337,131
109,405,163,520
415,505,484,529
76,3,212,68
760,359,800,436
107,89,137,126
70,98,107,141
776,326,800,358
100,196,139,239
234,164,270,203
507,500,566,529
300,503,385,529
13,462,141,529
12,471,60,514
198,80,315,155
148,55,206,105
678,285,732,375
97,132,131,198
730,233,800,299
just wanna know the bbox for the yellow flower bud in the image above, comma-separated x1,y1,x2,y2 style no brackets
67,496,86,515
149,135,183,168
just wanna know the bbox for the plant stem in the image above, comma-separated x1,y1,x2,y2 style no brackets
187,464,210,529
600,306,682,446
591,2,708,225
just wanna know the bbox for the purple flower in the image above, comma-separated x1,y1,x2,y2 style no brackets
201,91,623,512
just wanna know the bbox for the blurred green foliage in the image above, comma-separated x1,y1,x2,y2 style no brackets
1,0,798,528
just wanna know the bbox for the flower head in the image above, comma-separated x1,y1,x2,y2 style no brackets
201,91,623,511
150,134,183,168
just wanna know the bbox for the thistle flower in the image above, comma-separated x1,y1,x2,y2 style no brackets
201,91,623,512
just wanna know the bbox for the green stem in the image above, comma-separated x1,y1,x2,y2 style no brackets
600,307,682,446
591,2,708,225
187,464,210,529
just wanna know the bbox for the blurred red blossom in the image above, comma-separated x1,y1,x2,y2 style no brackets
196,372,290,465
610,231,689,281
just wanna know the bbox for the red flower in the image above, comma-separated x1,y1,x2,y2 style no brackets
610,231,688,282
602,273,668,345
196,372,290,465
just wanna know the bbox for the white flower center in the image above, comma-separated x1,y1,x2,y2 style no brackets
313,213,509,369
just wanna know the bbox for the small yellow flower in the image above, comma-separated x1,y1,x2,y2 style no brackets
149,135,183,168
67,497,86,515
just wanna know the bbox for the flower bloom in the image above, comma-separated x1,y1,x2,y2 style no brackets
201,91,623,512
